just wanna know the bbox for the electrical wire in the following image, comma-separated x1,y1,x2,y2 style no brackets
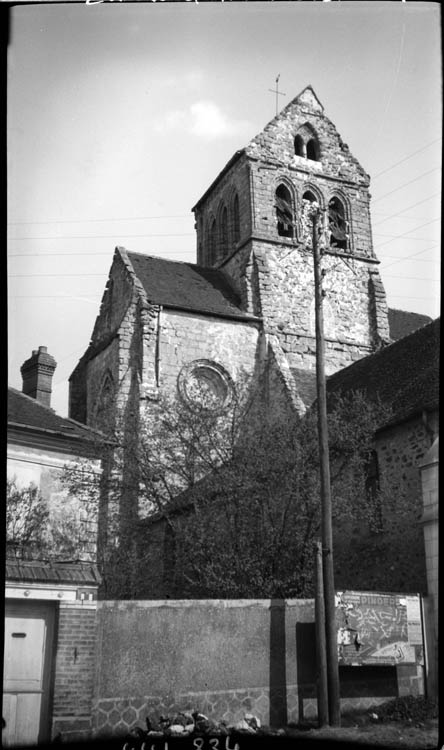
373,138,442,179
372,193,441,225
8,214,191,226
371,168,441,203
9,232,195,241
374,218,440,248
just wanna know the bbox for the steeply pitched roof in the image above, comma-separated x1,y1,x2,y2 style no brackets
8,387,103,443
125,250,258,320
388,308,433,341
327,318,439,427
5,559,101,585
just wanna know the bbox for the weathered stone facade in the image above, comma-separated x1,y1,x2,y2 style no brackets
193,85,390,377
69,85,436,600
70,85,391,433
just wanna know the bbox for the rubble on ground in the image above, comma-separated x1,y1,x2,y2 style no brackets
123,711,283,745
368,696,438,725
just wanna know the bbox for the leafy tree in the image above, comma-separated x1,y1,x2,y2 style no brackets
64,378,397,599
6,475,97,562
6,478,49,558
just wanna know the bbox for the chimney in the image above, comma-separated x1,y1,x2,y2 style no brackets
21,346,57,408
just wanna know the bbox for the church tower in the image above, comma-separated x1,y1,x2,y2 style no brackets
192,85,390,376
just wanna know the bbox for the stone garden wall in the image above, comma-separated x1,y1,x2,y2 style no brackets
91,598,420,737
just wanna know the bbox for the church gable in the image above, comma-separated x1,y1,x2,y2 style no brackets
246,84,368,184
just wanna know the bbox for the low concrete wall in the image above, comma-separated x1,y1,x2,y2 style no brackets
92,598,406,736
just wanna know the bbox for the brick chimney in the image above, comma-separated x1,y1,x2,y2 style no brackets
21,346,57,408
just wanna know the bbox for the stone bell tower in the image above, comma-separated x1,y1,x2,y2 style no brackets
192,85,390,376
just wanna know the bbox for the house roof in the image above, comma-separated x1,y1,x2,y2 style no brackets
5,559,101,585
388,308,433,341
8,387,103,444
327,317,439,427
126,250,258,321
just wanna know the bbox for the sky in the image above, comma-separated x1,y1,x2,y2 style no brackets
7,1,441,416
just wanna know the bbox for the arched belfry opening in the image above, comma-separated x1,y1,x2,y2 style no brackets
328,196,348,250
275,184,294,238
294,134,304,157
306,138,320,161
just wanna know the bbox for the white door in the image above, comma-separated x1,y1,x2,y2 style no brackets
2,601,55,746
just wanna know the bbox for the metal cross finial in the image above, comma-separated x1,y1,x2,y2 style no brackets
268,74,286,115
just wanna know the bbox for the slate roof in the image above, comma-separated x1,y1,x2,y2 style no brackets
126,251,257,320
327,318,439,427
5,559,101,585
388,308,433,341
8,387,102,443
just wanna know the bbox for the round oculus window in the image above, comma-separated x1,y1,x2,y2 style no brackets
177,360,233,412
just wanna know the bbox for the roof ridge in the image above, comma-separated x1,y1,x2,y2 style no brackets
8,386,57,412
125,248,210,272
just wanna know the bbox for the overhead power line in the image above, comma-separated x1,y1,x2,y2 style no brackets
8,214,191,226
372,138,442,179
382,245,441,270
374,218,440,248
9,249,195,258
9,232,195,241
9,273,106,278
372,193,441,225
371,168,441,203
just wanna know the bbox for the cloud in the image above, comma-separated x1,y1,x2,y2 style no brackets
155,100,251,141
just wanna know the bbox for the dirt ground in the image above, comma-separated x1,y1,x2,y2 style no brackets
286,718,439,748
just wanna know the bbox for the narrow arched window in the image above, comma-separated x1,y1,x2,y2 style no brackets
294,134,304,157
221,206,228,254
328,197,348,250
306,138,319,161
209,218,217,262
275,184,294,238
95,373,115,433
233,193,240,244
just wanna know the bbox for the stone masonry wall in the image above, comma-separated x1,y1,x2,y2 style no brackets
195,156,252,267
52,604,97,742
251,242,383,375
335,415,435,595
420,438,439,630
157,309,262,395
192,86,390,368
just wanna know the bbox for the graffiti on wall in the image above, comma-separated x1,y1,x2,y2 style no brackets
335,591,423,666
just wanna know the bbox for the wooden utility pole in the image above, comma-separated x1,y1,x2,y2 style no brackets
315,541,329,727
311,208,341,726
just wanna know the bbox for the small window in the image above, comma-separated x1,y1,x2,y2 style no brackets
275,184,294,238
328,197,348,250
294,134,304,157
233,193,240,244
306,138,319,161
